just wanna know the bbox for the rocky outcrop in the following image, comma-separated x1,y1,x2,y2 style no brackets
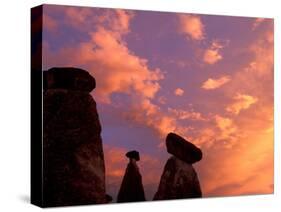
154,133,202,200
43,67,106,206
117,151,146,202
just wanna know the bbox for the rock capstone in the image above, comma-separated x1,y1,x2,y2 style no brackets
43,67,96,92
166,133,202,164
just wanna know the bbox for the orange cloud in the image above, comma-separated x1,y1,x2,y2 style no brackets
196,25,273,196
199,126,273,196
178,14,205,40
174,88,184,96
226,93,258,115
201,76,231,90
214,115,237,145
203,41,224,64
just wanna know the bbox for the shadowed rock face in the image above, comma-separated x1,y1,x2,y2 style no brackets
117,151,145,202
154,133,202,200
43,67,106,206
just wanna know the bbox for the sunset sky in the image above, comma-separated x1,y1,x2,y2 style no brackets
42,4,274,201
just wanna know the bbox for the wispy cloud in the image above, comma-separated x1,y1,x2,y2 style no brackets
202,76,231,90
226,93,258,115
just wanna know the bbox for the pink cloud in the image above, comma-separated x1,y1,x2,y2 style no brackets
43,13,58,32
201,76,231,90
174,88,184,96
203,41,224,64
44,9,163,104
178,14,205,40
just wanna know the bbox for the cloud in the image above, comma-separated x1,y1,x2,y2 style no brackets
197,26,273,196
43,13,58,32
214,115,237,142
178,14,205,40
198,127,273,196
201,76,231,90
174,88,184,96
252,18,265,30
226,93,258,115
168,108,205,121
203,41,224,64
158,96,167,105
43,9,163,104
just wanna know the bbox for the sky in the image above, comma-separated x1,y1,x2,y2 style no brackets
42,4,274,201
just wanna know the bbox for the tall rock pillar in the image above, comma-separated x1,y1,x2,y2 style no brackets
43,67,106,206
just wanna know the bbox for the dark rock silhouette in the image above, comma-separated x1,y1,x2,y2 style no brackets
126,150,140,161
154,133,202,200
117,150,146,202
166,133,202,164
43,67,106,206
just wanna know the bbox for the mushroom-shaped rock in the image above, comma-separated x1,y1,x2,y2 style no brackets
43,67,96,92
126,150,140,161
117,150,145,202
166,133,202,164
153,133,203,201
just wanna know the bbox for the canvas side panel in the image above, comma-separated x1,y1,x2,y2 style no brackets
31,5,43,207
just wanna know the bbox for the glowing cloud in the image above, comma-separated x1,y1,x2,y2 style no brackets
44,9,163,104
202,76,231,90
174,88,184,96
203,41,224,64
178,14,205,40
226,93,258,115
